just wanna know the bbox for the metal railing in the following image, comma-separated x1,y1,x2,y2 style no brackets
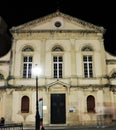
0,123,23,130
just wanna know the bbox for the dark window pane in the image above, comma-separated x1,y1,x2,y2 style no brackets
83,56,87,61
29,57,32,62
59,56,63,62
24,57,27,62
53,57,57,62
88,56,92,61
87,96,95,113
21,96,29,113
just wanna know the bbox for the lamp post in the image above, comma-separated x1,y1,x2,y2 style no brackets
35,75,40,130
32,65,42,130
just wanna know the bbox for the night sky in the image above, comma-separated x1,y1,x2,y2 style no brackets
0,0,116,56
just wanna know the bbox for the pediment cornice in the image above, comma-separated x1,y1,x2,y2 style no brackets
10,11,105,33
11,29,100,33
46,79,70,89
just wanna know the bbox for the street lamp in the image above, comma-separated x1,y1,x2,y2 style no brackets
32,65,42,130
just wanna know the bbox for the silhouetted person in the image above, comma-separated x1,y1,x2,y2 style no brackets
0,117,5,126
40,119,45,130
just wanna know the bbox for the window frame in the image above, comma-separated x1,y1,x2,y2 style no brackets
22,55,33,78
83,55,93,78
53,55,63,78
87,95,95,113
21,96,30,113
21,46,34,79
81,46,94,78
51,46,64,79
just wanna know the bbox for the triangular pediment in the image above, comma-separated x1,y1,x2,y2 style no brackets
47,80,69,90
10,11,104,33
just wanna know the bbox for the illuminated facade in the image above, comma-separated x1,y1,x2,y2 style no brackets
0,11,116,126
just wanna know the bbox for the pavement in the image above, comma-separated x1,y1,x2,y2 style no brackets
23,124,116,130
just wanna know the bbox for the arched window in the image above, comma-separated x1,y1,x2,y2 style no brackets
0,74,4,80
87,95,95,113
82,46,93,51
21,96,29,113
111,72,116,78
82,46,93,78
52,46,63,52
22,46,34,52
22,56,33,78
52,46,64,78
22,46,33,78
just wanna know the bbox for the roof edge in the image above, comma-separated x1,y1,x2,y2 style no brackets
10,11,105,33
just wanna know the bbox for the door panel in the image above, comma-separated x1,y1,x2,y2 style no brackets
51,94,66,124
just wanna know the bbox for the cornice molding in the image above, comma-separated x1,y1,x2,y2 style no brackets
106,59,116,64
0,61,10,64
11,29,100,33
10,11,105,34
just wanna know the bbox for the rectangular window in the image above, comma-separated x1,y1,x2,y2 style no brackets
23,56,32,78
53,56,63,78
83,56,93,78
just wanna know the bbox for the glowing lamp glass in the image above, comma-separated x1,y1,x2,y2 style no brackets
32,65,42,77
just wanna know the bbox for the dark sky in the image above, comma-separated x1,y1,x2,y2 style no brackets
0,0,116,56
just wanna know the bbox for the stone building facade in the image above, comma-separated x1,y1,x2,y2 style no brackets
0,11,116,126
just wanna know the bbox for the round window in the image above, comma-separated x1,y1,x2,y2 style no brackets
54,21,62,28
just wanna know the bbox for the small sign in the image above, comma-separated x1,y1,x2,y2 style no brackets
43,106,47,110
69,107,75,112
